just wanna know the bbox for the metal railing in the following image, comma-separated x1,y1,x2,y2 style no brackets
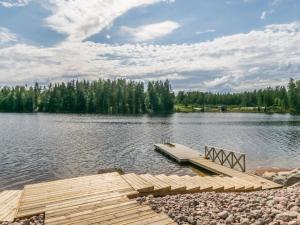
205,145,246,172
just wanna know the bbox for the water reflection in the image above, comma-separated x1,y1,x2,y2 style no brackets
0,113,299,190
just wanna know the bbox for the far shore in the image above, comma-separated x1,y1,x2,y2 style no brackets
175,104,293,114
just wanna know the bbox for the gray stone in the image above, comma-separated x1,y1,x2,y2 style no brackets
273,175,287,185
275,212,298,222
290,206,300,212
225,214,234,224
286,173,300,186
241,218,250,225
254,219,264,225
218,211,229,219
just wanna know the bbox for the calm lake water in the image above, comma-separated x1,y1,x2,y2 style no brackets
0,113,300,190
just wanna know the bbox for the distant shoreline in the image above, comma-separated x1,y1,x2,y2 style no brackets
175,104,293,114
0,110,295,115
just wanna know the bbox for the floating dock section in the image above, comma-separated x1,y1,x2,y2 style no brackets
154,143,282,190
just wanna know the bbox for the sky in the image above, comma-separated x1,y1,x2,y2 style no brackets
0,0,300,91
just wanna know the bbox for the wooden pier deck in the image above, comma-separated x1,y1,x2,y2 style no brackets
155,143,282,190
154,143,200,163
0,169,282,224
0,143,282,224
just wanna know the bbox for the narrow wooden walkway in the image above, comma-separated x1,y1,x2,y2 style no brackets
155,143,200,163
154,143,282,189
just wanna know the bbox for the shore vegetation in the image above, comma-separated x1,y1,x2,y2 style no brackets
1,78,300,114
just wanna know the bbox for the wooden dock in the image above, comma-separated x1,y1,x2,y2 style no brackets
154,143,200,163
154,143,282,190
0,143,282,224
0,168,282,224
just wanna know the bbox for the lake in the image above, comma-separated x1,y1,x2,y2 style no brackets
0,113,299,190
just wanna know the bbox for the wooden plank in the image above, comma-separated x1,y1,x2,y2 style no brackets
0,190,23,222
168,175,200,192
16,173,135,218
189,157,281,190
139,174,171,193
223,177,254,191
45,200,141,225
187,176,213,192
155,174,186,192
45,192,137,220
213,176,245,191
154,143,200,163
46,198,173,225
196,177,224,192
204,176,235,191
122,173,154,193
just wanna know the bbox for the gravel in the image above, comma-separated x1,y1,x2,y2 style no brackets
137,183,300,225
0,214,44,225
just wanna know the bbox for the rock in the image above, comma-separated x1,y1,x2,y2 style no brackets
286,173,300,186
273,175,287,185
137,182,300,225
218,211,229,219
241,218,250,225
225,214,234,224
290,206,300,212
275,212,298,222
254,218,264,225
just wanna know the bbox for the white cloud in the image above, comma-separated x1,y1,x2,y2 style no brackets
43,0,173,42
260,11,267,20
204,75,234,88
0,27,17,44
0,22,300,91
195,29,216,35
266,22,300,33
120,21,180,42
0,0,28,7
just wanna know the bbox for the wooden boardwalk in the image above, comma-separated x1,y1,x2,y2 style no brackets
0,170,283,224
155,143,282,190
155,143,200,163
0,143,282,224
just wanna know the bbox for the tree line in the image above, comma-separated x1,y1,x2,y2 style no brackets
0,79,174,114
1,78,300,114
176,78,300,113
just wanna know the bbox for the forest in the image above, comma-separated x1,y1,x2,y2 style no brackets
0,78,300,114
176,78,300,113
0,79,174,114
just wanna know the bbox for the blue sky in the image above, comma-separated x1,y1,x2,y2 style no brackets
0,0,300,91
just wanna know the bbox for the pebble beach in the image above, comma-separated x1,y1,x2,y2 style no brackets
137,183,300,225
